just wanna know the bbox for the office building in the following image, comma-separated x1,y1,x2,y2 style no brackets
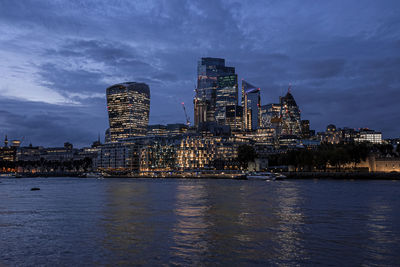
242,80,260,131
106,82,150,142
194,58,238,128
279,88,301,136
355,129,382,144
260,104,281,129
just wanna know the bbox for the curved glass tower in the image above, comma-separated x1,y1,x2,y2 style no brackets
279,89,301,136
106,82,150,142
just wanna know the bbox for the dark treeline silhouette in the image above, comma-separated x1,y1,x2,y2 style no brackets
269,143,397,172
237,144,257,170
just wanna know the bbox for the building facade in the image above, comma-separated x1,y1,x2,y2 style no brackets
279,89,301,136
242,80,261,131
194,58,238,128
106,82,150,142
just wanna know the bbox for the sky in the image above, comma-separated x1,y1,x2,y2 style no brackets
0,0,399,147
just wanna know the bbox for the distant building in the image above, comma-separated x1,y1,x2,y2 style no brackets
0,135,16,163
147,124,188,137
260,103,281,129
97,138,145,172
225,105,243,132
320,124,341,144
215,74,238,125
147,124,167,137
194,57,238,128
338,127,357,143
242,80,261,131
301,120,311,139
106,82,150,142
105,128,111,143
279,87,301,136
16,145,42,161
355,129,382,144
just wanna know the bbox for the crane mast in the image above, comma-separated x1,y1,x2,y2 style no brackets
181,102,190,126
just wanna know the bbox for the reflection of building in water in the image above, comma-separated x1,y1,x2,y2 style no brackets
171,183,209,265
274,186,306,262
364,199,393,263
100,182,169,264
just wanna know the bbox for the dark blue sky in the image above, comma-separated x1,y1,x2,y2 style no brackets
0,0,399,147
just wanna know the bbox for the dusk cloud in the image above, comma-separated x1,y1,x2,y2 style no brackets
0,0,399,146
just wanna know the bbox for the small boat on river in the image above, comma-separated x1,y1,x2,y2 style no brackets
246,172,286,181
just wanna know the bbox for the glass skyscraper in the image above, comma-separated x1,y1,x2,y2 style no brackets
106,82,150,142
194,57,238,128
242,80,260,131
279,88,301,136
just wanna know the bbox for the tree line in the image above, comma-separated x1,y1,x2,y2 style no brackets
269,143,398,171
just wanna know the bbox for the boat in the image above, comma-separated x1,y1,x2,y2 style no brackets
246,172,286,181
79,172,102,178
246,172,276,181
274,173,286,180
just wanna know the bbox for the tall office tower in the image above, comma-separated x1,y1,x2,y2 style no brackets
106,82,150,142
194,57,237,127
215,74,238,125
301,120,311,139
242,80,261,131
225,105,243,132
279,86,301,136
260,103,281,129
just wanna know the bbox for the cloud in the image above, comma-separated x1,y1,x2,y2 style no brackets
0,0,399,145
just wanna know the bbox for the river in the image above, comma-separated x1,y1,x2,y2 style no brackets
1,178,399,266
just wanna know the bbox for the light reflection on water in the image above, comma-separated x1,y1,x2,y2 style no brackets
0,178,399,266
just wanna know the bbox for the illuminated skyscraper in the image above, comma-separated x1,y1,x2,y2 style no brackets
106,82,150,142
242,80,260,131
279,86,301,136
194,57,238,128
260,103,281,129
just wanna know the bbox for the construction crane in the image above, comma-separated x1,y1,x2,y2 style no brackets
181,102,190,127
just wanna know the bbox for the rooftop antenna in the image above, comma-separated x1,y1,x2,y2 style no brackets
288,83,292,93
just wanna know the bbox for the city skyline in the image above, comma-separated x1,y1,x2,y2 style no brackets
0,1,399,146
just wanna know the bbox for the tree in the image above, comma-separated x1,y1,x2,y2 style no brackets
237,144,257,170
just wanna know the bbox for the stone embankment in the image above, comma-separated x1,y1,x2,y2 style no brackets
283,171,400,180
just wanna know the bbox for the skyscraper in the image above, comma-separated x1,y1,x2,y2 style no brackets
242,80,261,131
194,57,238,128
106,82,150,142
279,86,301,136
260,103,281,129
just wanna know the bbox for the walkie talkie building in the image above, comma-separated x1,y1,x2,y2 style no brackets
106,82,150,142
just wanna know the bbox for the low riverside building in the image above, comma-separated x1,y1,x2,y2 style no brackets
362,157,400,172
96,135,249,174
97,138,144,172
373,158,400,172
140,136,182,171
177,136,246,170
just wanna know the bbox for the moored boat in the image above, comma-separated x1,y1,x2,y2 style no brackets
246,172,286,181
79,172,103,178
246,172,276,181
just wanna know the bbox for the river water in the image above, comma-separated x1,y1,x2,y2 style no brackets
0,178,399,266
